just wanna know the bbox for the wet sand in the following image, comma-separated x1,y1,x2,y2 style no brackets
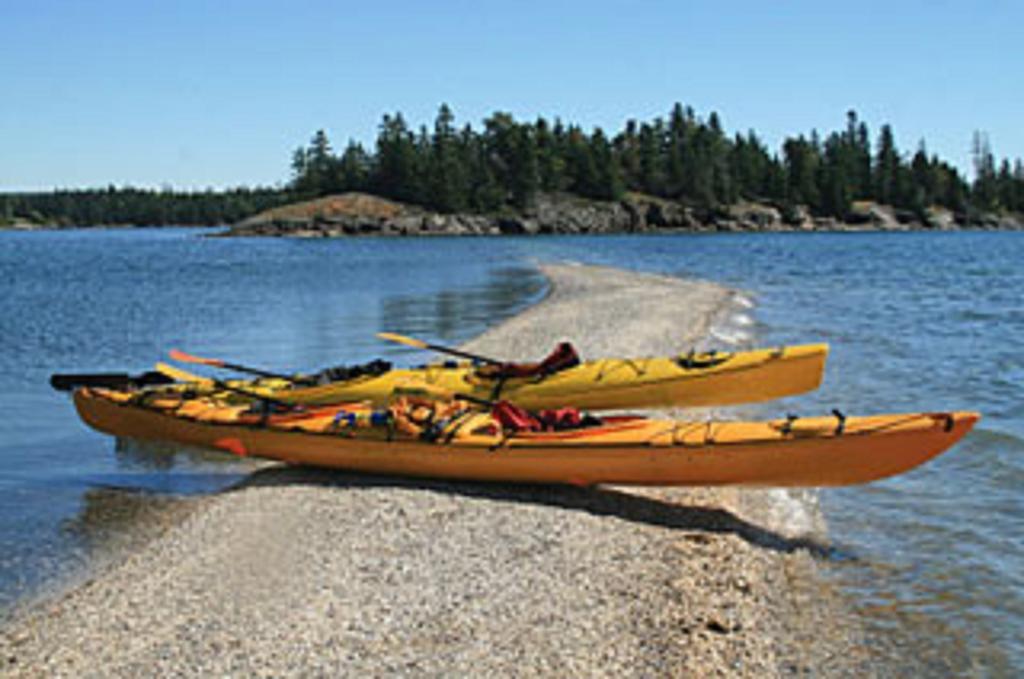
0,263,870,677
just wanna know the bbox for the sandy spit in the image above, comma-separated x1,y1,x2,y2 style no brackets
0,263,870,677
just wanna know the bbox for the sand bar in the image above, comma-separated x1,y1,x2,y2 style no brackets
0,264,868,677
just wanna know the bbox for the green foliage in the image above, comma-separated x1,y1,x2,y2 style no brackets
483,112,539,208
874,125,900,206
373,113,420,204
729,131,771,200
783,135,820,209
282,104,1019,219
7,104,1022,228
428,104,469,213
0,186,290,227
972,131,999,211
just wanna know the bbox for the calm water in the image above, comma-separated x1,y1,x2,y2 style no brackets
1,228,1020,673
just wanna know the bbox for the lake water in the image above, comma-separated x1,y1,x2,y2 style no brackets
1,228,1020,674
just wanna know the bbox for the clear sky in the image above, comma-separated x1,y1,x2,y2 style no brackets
2,0,1021,191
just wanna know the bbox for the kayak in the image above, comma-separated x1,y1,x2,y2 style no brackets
156,343,831,411
72,387,978,487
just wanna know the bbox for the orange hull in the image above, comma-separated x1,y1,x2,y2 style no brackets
73,389,978,488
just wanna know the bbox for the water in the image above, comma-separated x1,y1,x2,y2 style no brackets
0,228,548,613
1,228,1021,673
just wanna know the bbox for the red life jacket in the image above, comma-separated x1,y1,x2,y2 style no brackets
490,401,588,433
491,401,542,432
478,342,581,380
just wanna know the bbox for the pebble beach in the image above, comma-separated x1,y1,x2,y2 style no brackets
0,263,871,677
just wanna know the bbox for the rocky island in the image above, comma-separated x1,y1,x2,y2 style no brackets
5,105,1023,234
220,191,1022,238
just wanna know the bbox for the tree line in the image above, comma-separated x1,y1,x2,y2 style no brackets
292,104,1024,220
0,186,289,227
3,103,1022,227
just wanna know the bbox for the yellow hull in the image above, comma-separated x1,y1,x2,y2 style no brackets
262,343,830,410
74,388,977,488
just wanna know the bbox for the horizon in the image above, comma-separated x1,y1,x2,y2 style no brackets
3,1,1022,192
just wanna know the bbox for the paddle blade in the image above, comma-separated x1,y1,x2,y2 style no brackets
168,349,225,368
377,332,429,350
49,371,175,392
154,362,214,387
377,331,501,365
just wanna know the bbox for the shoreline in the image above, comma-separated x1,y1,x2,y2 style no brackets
0,263,869,676
5,222,1020,236
5,193,1024,235
220,192,1024,236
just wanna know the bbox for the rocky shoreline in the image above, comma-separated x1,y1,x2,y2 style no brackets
220,191,1024,238
5,191,1021,235
0,264,871,676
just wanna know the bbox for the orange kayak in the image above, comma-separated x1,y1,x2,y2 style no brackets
73,388,978,488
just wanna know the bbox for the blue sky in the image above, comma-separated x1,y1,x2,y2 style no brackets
2,1,1021,191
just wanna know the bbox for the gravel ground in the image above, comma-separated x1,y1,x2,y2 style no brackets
0,263,871,677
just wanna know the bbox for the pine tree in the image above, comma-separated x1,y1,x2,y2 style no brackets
589,128,624,200
614,119,642,192
535,117,567,192
373,113,419,204
820,132,852,217
707,112,734,205
564,126,598,198
996,159,1015,212
308,130,335,195
1013,160,1024,212
854,120,872,199
665,104,689,198
782,135,820,210
971,131,998,210
290,147,308,190
509,124,539,208
338,141,370,193
637,122,663,196
730,132,766,200
874,124,900,205
429,104,469,212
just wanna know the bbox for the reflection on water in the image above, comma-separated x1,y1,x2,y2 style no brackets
113,437,247,472
0,232,550,616
61,486,198,559
30,264,550,604
3,229,1023,674
379,265,547,352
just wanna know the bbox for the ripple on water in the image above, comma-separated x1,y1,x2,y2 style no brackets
2,229,1022,674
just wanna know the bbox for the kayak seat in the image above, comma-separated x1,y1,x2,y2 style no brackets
312,359,393,385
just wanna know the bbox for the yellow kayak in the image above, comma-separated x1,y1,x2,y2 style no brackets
72,387,977,488
157,343,830,411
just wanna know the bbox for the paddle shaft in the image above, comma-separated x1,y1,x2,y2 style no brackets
209,360,292,381
217,383,297,410
168,349,296,381
428,344,501,365
50,371,175,392
155,362,300,410
377,332,501,365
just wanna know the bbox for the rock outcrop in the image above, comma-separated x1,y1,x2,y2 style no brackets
221,192,1024,238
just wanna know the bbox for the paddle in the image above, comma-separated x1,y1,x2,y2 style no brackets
50,371,175,392
168,349,296,381
376,332,501,365
154,362,299,410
